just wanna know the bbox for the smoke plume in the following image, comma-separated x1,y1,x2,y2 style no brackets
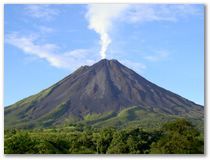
86,4,128,59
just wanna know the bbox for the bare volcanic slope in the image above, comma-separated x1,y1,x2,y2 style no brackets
5,59,204,129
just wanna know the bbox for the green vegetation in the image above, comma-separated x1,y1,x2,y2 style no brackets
150,119,204,154
90,106,178,129
4,86,54,129
4,119,204,154
5,105,203,133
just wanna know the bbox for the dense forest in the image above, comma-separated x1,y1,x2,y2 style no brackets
4,119,204,154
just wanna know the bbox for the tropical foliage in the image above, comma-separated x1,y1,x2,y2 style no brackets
4,119,204,154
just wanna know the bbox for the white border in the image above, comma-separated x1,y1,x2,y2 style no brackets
0,0,208,160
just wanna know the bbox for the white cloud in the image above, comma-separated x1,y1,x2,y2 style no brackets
6,4,201,72
85,4,202,60
5,33,97,70
5,33,147,74
144,50,169,62
24,5,59,20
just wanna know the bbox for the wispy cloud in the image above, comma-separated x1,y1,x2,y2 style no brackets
144,50,169,62
6,4,202,72
5,33,97,70
38,26,55,34
120,59,146,73
64,49,90,59
24,5,59,20
85,4,202,60
123,4,202,23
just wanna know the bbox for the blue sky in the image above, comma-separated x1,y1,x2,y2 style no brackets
4,4,204,106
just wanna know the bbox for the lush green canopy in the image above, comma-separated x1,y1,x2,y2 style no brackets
4,119,204,154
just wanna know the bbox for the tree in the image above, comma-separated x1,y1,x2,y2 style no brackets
126,128,162,154
150,118,204,154
107,130,128,153
4,131,37,154
127,135,139,153
92,127,115,153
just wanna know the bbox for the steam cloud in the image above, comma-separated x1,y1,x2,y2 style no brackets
86,4,128,59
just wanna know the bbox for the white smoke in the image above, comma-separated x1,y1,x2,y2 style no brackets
86,4,128,59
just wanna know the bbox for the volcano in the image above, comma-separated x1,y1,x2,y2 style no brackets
5,59,204,129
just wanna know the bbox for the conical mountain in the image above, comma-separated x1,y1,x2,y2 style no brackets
5,59,203,129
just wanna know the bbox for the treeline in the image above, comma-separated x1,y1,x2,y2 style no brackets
4,119,204,154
